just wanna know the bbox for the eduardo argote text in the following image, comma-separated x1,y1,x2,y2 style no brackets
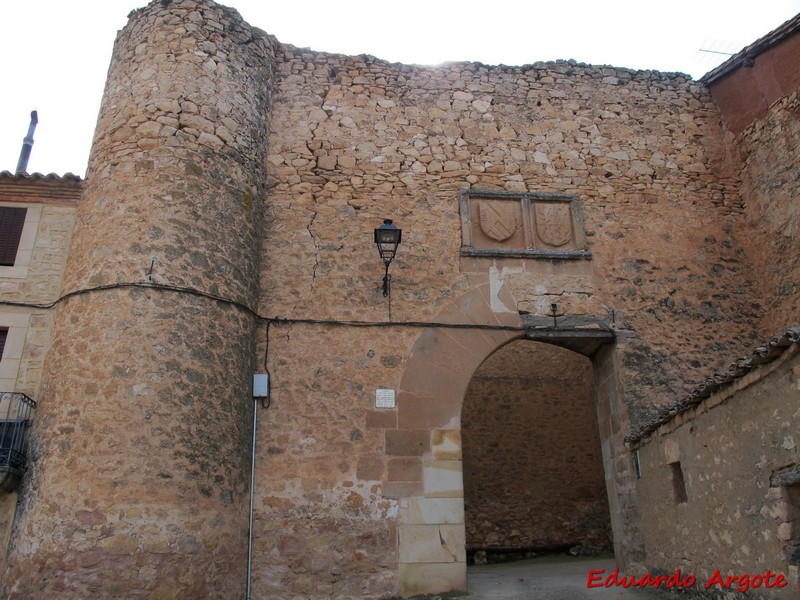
587,567,789,593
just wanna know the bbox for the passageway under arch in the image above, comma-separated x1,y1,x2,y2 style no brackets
461,340,613,562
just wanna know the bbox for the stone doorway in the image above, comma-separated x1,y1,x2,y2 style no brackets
394,285,633,598
461,340,613,564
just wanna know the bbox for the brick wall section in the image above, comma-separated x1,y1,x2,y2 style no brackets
462,341,611,553
634,349,800,598
734,92,800,334
705,31,800,137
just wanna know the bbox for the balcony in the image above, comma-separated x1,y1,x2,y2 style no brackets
0,392,36,493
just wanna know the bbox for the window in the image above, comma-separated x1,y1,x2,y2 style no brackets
0,393,36,483
669,461,688,504
0,207,27,266
0,314,30,392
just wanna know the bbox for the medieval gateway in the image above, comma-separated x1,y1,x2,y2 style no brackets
0,1,798,598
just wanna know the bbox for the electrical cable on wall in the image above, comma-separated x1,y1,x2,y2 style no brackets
0,280,529,334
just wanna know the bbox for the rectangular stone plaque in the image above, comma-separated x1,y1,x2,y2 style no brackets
459,189,591,259
375,388,396,409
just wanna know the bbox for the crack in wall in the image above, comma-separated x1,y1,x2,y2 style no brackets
438,528,458,563
541,290,595,297
281,210,320,321
308,210,320,288
292,208,321,312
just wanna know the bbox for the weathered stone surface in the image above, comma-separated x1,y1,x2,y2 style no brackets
2,2,798,599
635,351,800,599
734,92,800,335
462,341,611,553
2,0,275,597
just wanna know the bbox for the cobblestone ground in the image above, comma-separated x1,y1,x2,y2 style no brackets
464,555,682,600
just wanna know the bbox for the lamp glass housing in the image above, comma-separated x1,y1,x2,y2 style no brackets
374,219,402,265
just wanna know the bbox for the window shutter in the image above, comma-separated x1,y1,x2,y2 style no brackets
0,328,8,361
0,207,27,266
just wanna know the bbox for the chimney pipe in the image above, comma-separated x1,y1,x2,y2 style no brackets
15,110,38,174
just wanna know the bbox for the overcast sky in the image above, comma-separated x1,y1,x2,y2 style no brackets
1,0,798,177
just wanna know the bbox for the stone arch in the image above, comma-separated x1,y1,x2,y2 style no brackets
397,284,524,431
394,283,523,597
393,283,635,598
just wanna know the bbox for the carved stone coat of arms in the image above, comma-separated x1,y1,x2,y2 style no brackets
459,189,590,259
534,203,573,247
479,201,517,242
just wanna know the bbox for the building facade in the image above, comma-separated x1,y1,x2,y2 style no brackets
0,1,798,598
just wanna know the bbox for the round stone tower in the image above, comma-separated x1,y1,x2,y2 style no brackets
3,1,275,597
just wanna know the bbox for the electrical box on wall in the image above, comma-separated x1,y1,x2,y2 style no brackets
253,373,269,398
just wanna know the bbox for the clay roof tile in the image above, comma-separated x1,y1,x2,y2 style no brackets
626,326,800,444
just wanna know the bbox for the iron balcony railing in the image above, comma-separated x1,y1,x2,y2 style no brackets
0,393,36,486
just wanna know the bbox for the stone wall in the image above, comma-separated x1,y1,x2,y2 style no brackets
250,323,416,598
261,44,761,423
0,177,79,572
2,0,277,596
0,199,79,304
734,92,800,335
462,340,611,554
3,1,793,598
634,347,800,598
0,176,80,396
252,39,764,597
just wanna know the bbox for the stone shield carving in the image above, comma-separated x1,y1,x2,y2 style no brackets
479,201,516,242
534,203,572,247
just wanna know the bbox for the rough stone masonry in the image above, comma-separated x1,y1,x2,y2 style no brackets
0,0,798,598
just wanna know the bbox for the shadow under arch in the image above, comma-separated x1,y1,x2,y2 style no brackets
393,284,637,598
461,339,612,562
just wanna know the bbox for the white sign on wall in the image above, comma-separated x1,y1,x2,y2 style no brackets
375,388,396,409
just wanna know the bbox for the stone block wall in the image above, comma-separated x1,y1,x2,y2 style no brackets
462,340,611,554
0,178,79,572
253,39,765,597
734,92,800,334
2,0,278,596
634,348,800,598
0,176,80,396
261,45,761,423
4,2,795,598
250,323,414,598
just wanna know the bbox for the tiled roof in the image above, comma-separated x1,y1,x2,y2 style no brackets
701,12,800,84
0,170,82,182
627,326,800,444
0,171,83,202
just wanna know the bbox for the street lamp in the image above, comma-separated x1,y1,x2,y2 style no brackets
374,219,402,297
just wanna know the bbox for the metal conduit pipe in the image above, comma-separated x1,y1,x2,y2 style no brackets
248,373,269,599
246,397,258,600
15,110,38,174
